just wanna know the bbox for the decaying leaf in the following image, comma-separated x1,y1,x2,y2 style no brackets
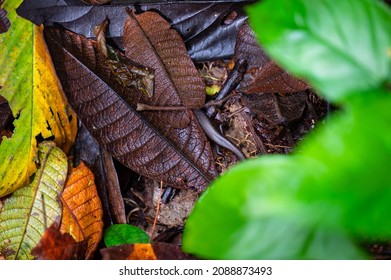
0,141,68,260
31,222,87,260
101,243,156,260
240,60,310,94
100,242,191,260
0,0,10,34
60,160,103,259
235,22,309,94
0,95,12,131
0,0,77,197
232,22,310,127
124,9,205,109
44,23,217,192
244,92,309,125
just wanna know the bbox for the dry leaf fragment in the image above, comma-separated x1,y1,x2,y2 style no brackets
101,244,156,260
235,22,309,94
31,222,87,260
60,160,103,259
100,242,190,260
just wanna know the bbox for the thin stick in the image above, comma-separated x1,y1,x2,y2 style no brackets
137,103,187,111
149,181,163,242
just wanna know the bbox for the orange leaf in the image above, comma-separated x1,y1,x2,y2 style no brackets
60,161,103,259
128,244,157,260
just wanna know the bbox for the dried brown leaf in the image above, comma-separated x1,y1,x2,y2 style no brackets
235,22,309,94
31,222,87,260
101,243,156,260
44,24,217,192
100,242,190,260
124,9,205,109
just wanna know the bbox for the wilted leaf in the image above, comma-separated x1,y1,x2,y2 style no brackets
101,243,157,260
0,0,77,197
72,124,125,225
247,0,391,100
234,22,309,94
101,242,191,260
104,224,149,247
233,22,309,127
124,9,204,108
31,222,87,260
17,0,250,61
0,141,68,260
60,160,103,259
44,25,217,192
243,91,308,126
240,60,309,94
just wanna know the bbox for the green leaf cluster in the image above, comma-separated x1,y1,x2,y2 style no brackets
183,0,391,259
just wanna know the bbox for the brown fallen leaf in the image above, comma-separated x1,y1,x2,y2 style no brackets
235,22,309,94
100,242,190,260
44,23,217,192
124,9,205,109
31,222,87,260
101,244,156,260
233,22,309,127
60,160,103,259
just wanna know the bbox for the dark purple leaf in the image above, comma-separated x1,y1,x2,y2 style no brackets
17,0,252,61
0,0,10,34
0,95,12,131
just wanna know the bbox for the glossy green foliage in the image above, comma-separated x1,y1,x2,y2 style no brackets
247,0,391,102
104,224,150,247
183,0,391,259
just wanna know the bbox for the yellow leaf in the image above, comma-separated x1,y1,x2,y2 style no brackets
0,0,77,197
60,161,104,259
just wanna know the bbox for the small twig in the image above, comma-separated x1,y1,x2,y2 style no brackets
136,103,188,111
215,58,247,101
41,193,47,230
149,181,163,242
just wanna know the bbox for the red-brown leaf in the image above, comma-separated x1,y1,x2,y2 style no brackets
235,22,309,94
124,9,205,109
44,26,217,192
31,222,87,260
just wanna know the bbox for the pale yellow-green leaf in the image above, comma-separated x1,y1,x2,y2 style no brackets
0,141,68,260
0,0,77,197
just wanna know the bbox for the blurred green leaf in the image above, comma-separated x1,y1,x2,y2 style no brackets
183,92,391,259
104,224,149,247
183,0,391,260
247,0,391,101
